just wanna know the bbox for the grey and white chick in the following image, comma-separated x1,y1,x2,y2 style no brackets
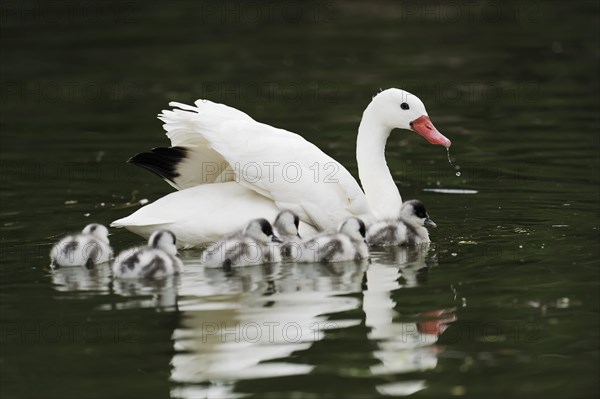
50,223,113,269
113,230,183,279
273,210,302,259
366,200,436,246
297,217,369,263
201,218,283,270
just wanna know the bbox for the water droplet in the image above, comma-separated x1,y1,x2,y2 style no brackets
446,147,454,166
447,147,461,177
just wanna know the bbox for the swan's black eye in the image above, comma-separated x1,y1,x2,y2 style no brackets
400,102,410,110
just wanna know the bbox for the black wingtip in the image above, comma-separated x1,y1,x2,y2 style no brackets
128,147,188,183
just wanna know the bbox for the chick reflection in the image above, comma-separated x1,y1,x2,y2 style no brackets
50,261,180,311
112,277,180,311
372,243,438,287
170,259,368,397
50,264,112,294
363,244,456,396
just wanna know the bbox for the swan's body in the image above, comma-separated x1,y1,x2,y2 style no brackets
111,89,450,246
297,217,369,263
201,218,282,269
113,230,183,279
367,200,436,246
50,224,112,269
112,183,315,248
273,210,302,259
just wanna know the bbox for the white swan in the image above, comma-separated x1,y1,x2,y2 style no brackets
366,200,436,246
111,88,450,247
50,224,113,269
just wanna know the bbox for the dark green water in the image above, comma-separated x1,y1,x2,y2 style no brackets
1,1,599,398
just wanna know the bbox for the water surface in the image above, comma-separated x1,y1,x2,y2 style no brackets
1,1,599,398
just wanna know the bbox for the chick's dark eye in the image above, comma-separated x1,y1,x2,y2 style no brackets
400,102,409,110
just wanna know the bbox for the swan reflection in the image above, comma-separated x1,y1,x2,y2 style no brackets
170,259,368,398
365,244,456,396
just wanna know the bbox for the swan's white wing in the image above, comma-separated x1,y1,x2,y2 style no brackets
129,101,370,231
233,124,370,229
171,107,368,229
128,100,255,190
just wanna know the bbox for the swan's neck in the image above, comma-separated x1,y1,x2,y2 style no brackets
357,107,402,219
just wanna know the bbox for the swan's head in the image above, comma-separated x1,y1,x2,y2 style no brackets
82,224,110,244
243,218,283,244
338,217,367,242
400,200,437,228
148,230,178,256
274,210,301,238
369,88,451,147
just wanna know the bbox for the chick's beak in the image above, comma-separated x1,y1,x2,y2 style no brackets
424,218,437,228
272,235,283,243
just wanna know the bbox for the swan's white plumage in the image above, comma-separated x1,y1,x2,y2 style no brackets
112,183,318,248
156,100,252,189
113,100,371,243
158,100,370,230
112,89,451,246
